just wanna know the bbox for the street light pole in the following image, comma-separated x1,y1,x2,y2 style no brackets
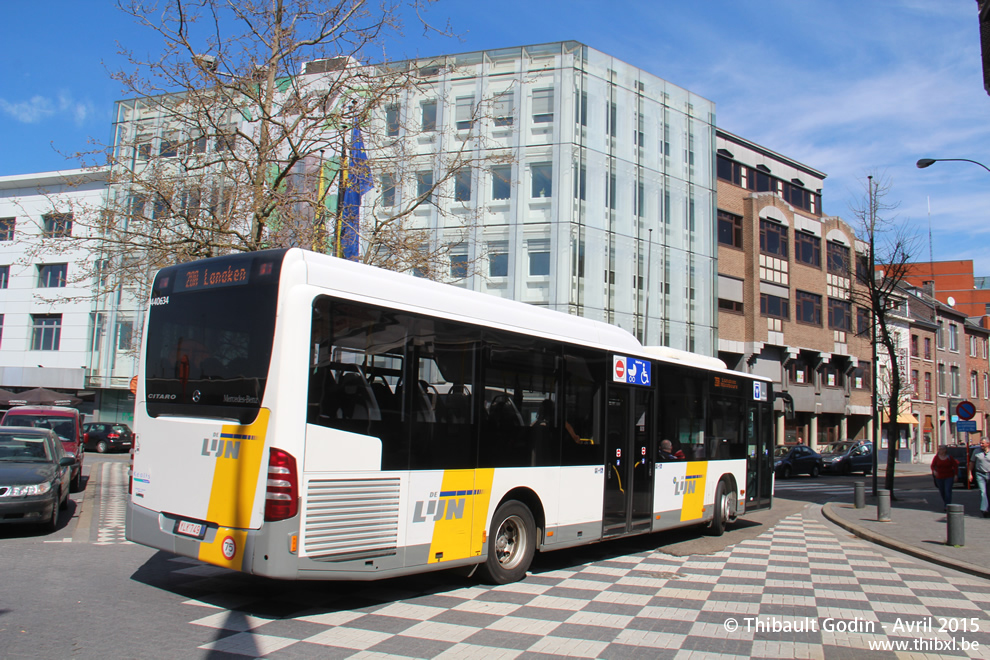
917,158,990,174
869,175,879,497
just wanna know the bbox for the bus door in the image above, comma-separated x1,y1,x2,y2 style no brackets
745,400,773,510
603,385,654,537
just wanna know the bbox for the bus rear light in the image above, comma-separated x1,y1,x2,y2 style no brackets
265,448,298,521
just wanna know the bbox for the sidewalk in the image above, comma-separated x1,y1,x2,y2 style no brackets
822,465,990,580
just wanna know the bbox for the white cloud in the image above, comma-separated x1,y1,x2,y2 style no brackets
0,91,96,127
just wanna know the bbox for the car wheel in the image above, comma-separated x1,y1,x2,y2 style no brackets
478,500,536,585
811,464,820,478
70,468,82,493
95,440,109,454
709,480,735,536
43,494,60,533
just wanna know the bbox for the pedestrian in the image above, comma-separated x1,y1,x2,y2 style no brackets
971,437,990,518
797,434,805,445
930,445,959,510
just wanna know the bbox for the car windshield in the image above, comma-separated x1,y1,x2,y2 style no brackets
2,415,74,439
825,442,853,454
0,435,52,461
774,446,792,458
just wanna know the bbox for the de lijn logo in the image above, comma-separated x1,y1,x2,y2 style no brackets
412,489,483,522
673,474,702,495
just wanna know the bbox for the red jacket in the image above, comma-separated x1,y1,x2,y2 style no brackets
931,454,959,480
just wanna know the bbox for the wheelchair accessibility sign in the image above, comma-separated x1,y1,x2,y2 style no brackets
613,355,652,387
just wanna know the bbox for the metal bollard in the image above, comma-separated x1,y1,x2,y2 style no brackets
877,489,891,522
947,504,965,547
854,482,865,509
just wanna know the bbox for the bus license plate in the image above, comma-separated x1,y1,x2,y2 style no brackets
175,520,205,539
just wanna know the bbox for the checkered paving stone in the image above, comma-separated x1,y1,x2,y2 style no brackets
168,512,990,658
94,461,130,545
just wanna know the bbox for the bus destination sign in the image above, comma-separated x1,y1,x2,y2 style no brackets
175,263,251,292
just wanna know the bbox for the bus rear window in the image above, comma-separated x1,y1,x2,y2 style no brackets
144,252,283,423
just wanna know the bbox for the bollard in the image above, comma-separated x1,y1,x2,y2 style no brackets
947,504,965,547
877,489,891,522
854,482,865,509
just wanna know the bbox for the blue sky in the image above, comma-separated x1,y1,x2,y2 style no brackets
2,1,988,274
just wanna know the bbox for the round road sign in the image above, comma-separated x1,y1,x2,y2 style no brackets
957,400,976,421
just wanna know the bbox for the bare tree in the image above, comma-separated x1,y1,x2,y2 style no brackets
851,173,918,498
51,0,514,299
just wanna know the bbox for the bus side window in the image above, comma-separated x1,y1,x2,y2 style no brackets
561,349,605,466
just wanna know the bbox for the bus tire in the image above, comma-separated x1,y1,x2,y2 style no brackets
478,500,536,585
708,480,734,537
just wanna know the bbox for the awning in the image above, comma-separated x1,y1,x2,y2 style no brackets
880,410,920,424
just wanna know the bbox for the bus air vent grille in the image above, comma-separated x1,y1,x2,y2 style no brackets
303,477,401,560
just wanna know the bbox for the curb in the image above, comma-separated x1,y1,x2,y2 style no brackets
822,502,990,582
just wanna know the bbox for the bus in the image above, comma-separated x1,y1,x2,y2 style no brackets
126,248,774,583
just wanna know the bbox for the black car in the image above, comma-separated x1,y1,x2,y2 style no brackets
820,440,873,475
0,427,74,532
82,422,134,454
773,444,823,478
944,446,976,488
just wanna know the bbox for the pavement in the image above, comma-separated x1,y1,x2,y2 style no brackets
822,462,990,580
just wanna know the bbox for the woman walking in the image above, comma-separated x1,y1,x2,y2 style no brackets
931,445,959,511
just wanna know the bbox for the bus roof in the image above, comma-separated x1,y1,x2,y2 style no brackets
293,249,764,381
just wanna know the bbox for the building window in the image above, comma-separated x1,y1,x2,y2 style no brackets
984,372,989,399
828,297,851,331
488,241,508,278
970,335,978,357
531,163,552,198
925,336,932,360
449,253,468,279
760,293,789,320
575,90,587,126
455,95,475,131
31,314,62,351
606,173,616,210
972,371,979,398
0,217,14,241
38,263,68,288
574,165,586,201
380,174,395,207
856,307,871,337
794,231,820,267
0,265,8,289
718,299,743,313
822,364,843,388
117,320,134,351
492,165,511,200
854,362,872,390
911,369,920,396
790,357,810,385
454,169,472,202
717,210,742,248
937,364,946,395
759,219,788,258
949,324,958,352
606,101,617,137
911,334,919,357
924,372,932,400
826,241,850,276
937,321,944,349
532,88,554,124
493,92,514,127
0,314,3,348
385,104,400,137
421,100,437,132
528,240,550,276
416,171,433,203
795,291,822,325
42,213,72,238
951,366,960,396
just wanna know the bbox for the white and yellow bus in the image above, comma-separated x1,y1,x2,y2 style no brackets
126,248,774,583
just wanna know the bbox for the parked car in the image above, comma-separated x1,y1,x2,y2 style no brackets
820,440,873,475
774,444,823,478
82,422,133,454
0,427,74,532
944,445,976,488
0,406,85,492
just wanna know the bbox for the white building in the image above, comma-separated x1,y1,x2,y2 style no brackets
0,168,108,411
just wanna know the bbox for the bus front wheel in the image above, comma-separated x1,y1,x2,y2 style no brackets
709,480,735,537
479,500,536,584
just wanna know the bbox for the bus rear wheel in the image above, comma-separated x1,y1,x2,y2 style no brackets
478,500,535,584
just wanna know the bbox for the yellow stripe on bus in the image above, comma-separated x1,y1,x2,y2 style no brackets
197,409,270,569
679,461,707,522
427,469,494,564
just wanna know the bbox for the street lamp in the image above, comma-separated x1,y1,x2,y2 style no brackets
917,158,990,174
